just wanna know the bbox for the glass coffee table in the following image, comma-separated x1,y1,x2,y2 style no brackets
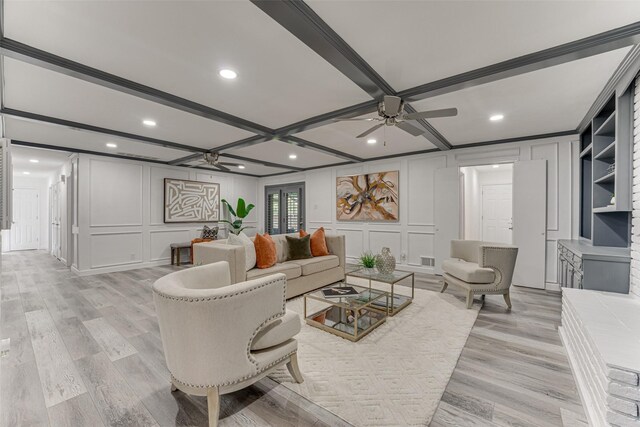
304,283,389,342
346,269,415,316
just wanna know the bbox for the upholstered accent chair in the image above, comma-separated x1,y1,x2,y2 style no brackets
152,261,304,427
441,240,519,309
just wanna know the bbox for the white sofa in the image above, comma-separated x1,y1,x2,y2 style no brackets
441,240,519,309
193,233,346,299
152,261,304,427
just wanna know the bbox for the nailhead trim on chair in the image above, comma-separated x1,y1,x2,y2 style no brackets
155,275,290,386
481,246,513,290
170,350,296,389
152,277,286,302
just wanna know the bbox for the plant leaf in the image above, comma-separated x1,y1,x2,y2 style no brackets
236,198,246,217
221,199,236,218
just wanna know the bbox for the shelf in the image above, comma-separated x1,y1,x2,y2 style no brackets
580,144,593,158
593,141,616,160
593,206,618,213
594,171,615,184
594,111,616,136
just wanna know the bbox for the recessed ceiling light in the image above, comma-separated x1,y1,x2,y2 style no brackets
29,159,39,163
289,154,297,160
367,139,377,144
238,165,246,169
106,142,118,148
492,164,500,169
23,171,30,175
142,119,157,127
489,114,504,122
219,69,238,80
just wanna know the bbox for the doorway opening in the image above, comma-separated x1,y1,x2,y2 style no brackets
1,145,74,267
460,163,514,244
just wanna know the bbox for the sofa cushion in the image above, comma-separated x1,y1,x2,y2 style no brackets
300,228,330,257
254,233,277,269
288,255,339,276
442,259,495,284
251,310,301,351
286,235,313,260
246,262,301,281
228,232,256,271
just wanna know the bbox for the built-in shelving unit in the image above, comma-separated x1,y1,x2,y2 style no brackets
579,88,633,248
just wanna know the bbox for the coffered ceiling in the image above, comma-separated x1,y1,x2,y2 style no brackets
2,1,640,177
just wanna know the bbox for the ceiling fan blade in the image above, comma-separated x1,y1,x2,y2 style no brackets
403,107,458,120
333,117,379,122
356,123,384,138
396,121,425,137
383,95,402,115
219,162,243,167
212,164,231,172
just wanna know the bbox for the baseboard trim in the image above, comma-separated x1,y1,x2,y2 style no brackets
72,259,172,276
546,282,561,292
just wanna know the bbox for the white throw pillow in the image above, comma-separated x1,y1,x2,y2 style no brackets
228,232,256,272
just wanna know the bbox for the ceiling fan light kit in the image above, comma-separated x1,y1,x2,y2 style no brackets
202,152,242,172
335,95,458,142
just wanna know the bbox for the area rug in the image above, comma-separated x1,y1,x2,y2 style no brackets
269,287,480,426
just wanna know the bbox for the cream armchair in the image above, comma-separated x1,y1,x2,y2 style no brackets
152,261,304,427
440,240,519,309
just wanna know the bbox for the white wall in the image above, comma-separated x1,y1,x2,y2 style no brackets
258,135,575,288
75,154,259,274
1,175,51,251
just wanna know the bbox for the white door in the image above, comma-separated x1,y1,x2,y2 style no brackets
434,167,461,274
10,188,40,250
513,160,547,289
482,184,513,244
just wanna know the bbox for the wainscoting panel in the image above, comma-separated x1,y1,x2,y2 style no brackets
90,232,143,268
233,177,259,223
407,232,435,266
336,228,364,259
149,166,190,226
546,239,558,285
149,229,192,261
89,159,143,227
369,230,401,258
407,156,446,226
531,142,559,231
307,169,334,224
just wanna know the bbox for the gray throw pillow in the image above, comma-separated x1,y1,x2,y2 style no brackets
286,235,312,260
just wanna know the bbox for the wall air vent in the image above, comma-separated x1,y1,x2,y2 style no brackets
117,152,160,161
420,256,435,267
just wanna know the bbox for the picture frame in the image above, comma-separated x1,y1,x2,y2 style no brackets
164,178,220,223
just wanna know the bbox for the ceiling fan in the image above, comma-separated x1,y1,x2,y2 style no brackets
195,152,243,172
335,95,458,138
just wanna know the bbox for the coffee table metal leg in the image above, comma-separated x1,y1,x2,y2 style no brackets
412,273,415,299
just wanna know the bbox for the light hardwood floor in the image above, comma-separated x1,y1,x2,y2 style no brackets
0,251,586,426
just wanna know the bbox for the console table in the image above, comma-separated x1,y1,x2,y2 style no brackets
557,239,630,294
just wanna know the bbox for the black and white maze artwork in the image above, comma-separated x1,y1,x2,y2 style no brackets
164,178,220,223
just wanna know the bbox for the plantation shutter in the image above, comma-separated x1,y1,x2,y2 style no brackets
264,183,305,235
284,190,299,233
266,190,280,235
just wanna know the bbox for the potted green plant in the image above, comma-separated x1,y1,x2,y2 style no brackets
358,251,377,274
220,198,255,235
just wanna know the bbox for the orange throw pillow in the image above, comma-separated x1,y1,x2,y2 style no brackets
300,227,330,257
254,233,277,269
